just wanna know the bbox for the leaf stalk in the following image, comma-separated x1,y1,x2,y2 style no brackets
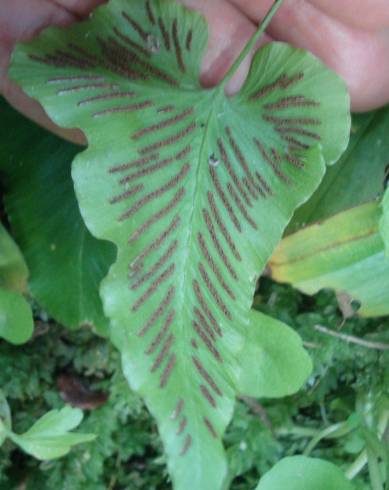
219,0,284,89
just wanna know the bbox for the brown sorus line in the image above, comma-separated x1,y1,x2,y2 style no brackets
145,310,175,355
109,183,144,204
131,240,178,290
226,126,254,186
191,338,199,349
186,30,193,51
280,135,310,149
200,384,216,407
158,17,171,50
29,53,88,69
78,91,136,107
132,107,193,139
192,320,222,362
217,138,252,207
270,148,291,184
285,153,305,168
250,72,304,100
130,215,180,262
226,127,261,197
67,43,100,62
263,115,321,126
137,286,175,336
121,10,149,41
97,36,148,80
172,19,185,73
146,0,156,25
109,153,159,173
132,264,175,312
139,122,196,154
282,72,305,88
254,138,290,189
271,148,281,162
56,49,98,68
158,105,175,113
209,167,242,232
151,333,175,372
93,100,153,118
48,75,104,84
112,27,151,57
176,145,192,160
119,164,189,221
172,399,185,420
194,307,216,342
250,77,280,101
176,416,187,435
227,183,258,231
128,194,183,244
255,171,273,195
180,435,192,456
102,35,178,86
192,280,222,338
204,416,218,438
160,353,176,388
198,263,233,320
207,192,242,262
264,95,320,110
119,156,174,184
243,176,261,200
57,82,118,95
201,209,239,282
49,53,96,69
276,126,321,140
197,233,236,300
192,356,222,396
101,58,147,81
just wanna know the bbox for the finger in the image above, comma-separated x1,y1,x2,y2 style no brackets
0,0,73,44
2,0,261,144
179,0,270,93
228,0,389,111
49,0,108,18
308,0,389,32
0,0,85,143
2,82,86,144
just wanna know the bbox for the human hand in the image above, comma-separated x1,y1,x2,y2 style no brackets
1,0,389,145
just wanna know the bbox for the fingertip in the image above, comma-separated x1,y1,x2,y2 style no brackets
180,0,263,93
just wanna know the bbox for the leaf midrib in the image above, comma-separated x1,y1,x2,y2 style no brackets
178,89,219,292
175,87,222,468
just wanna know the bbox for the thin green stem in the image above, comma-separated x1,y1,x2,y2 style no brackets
276,426,320,438
345,410,389,480
367,447,384,490
346,450,368,480
218,0,284,89
303,421,354,457
315,324,389,350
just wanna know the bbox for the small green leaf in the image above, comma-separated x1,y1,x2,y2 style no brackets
0,391,11,447
0,97,115,334
255,456,354,490
271,202,389,317
237,309,312,398
0,222,33,344
8,407,95,460
9,0,350,488
291,106,389,233
380,188,389,260
0,288,33,344
0,222,28,293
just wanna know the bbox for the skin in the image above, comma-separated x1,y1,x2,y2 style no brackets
0,0,389,145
